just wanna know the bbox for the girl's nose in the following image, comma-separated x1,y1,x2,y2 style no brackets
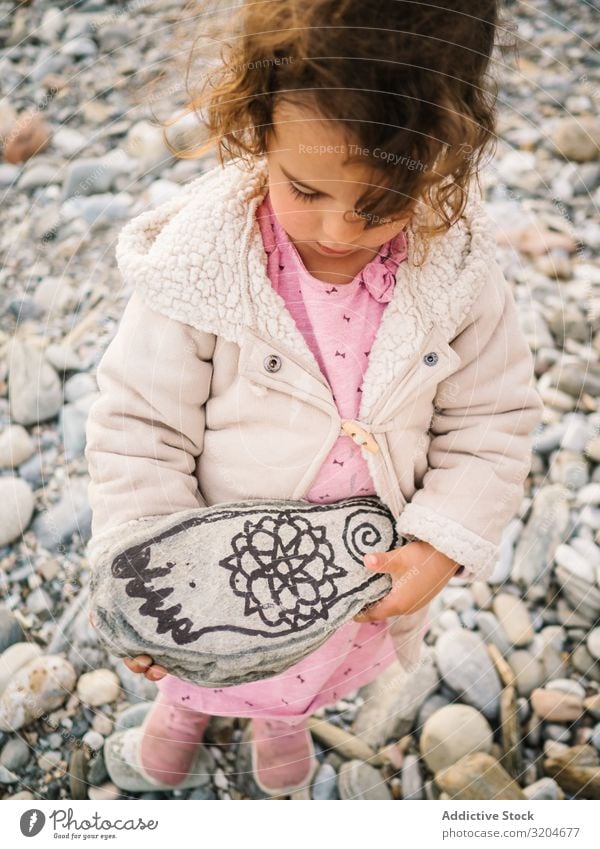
321,211,362,247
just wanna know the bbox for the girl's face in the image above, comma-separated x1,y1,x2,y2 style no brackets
265,100,412,266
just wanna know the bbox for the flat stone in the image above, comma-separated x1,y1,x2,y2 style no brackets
45,344,84,373
88,782,120,801
545,678,586,699
555,544,597,583
571,645,600,684
531,688,584,722
552,116,600,163
471,582,493,610
401,753,424,799
492,593,534,647
90,498,396,686
587,628,600,660
338,760,391,800
420,704,493,773
7,340,62,426
0,425,35,468
0,607,24,653
555,565,600,623
543,745,600,799
307,717,375,762
61,157,120,200
512,485,571,601
507,650,545,697
114,702,152,732
0,655,76,731
352,650,438,747
0,476,34,547
32,477,91,552
435,752,526,800
311,762,338,800
523,777,564,800
87,748,108,786
475,611,512,656
584,694,600,720
0,736,30,770
0,764,19,783
0,642,43,695
434,629,502,720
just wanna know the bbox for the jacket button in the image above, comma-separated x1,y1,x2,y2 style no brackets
263,354,282,373
423,351,438,366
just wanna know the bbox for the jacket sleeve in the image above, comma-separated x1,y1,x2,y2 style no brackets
396,261,544,581
84,289,216,569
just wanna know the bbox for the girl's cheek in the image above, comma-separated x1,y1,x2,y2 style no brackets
268,192,317,238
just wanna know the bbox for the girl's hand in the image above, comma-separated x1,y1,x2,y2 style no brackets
353,540,461,622
88,611,168,681
123,655,169,681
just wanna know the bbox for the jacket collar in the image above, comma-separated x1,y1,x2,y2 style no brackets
115,156,497,419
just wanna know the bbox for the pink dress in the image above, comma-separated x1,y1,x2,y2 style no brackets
157,192,411,719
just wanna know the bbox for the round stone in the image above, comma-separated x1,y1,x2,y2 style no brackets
0,736,30,770
420,704,493,773
76,669,121,706
587,628,600,660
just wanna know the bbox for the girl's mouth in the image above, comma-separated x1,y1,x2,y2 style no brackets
316,242,356,256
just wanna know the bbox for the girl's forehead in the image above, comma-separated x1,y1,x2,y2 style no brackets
271,99,347,141
268,103,370,178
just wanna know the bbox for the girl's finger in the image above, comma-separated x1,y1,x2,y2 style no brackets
353,599,383,623
145,664,168,681
124,655,153,673
364,549,402,573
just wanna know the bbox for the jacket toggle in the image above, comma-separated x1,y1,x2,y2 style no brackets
340,419,382,454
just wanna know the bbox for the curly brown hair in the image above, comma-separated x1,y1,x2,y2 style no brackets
151,0,517,262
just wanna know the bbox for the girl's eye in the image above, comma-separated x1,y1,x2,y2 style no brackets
288,182,320,203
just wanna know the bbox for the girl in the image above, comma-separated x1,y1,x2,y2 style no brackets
85,0,542,796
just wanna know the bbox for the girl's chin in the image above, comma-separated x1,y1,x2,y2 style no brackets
302,240,359,257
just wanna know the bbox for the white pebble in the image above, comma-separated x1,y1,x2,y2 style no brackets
77,669,120,706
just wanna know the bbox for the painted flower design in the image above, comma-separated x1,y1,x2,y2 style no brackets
219,513,347,629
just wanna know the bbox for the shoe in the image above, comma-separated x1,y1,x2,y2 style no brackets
104,693,214,792
247,716,318,796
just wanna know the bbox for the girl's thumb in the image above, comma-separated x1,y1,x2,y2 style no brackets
364,551,397,572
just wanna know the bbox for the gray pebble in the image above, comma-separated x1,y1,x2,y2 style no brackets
401,753,424,799
523,777,563,800
475,611,513,656
31,477,91,551
0,736,30,770
0,608,24,653
87,747,108,786
434,629,502,720
17,453,44,489
62,157,120,201
59,403,88,460
587,627,600,660
188,785,217,800
0,764,19,783
63,373,97,402
311,762,338,800
26,587,52,616
8,340,62,426
0,477,34,547
0,425,35,468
